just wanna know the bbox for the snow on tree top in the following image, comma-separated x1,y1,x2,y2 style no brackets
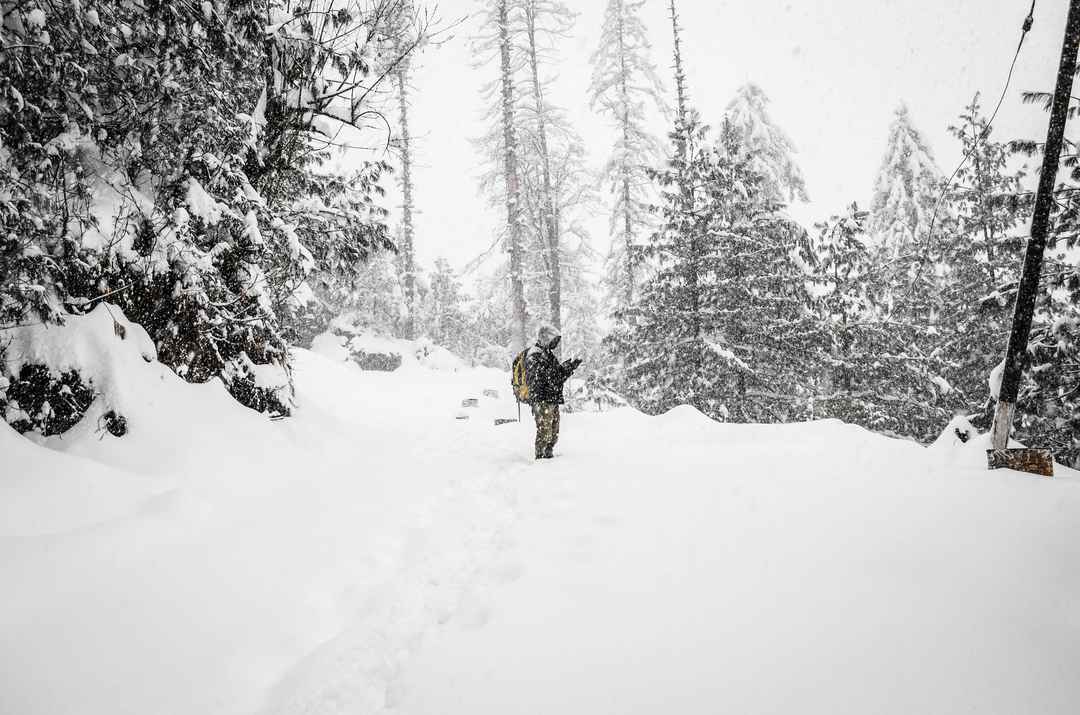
720,83,809,204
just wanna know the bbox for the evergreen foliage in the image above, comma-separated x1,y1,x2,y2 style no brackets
0,1,412,422
720,83,808,204
809,203,956,440
869,104,944,258
588,0,667,308
422,257,469,354
608,115,817,422
937,97,1026,427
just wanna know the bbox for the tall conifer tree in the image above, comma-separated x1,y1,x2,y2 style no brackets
588,0,668,307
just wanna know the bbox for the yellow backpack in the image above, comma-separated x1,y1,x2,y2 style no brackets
511,349,531,403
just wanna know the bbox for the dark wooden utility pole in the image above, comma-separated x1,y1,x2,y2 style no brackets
990,0,1080,463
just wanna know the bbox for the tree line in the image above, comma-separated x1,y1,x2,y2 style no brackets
600,1,1079,465
2,0,1077,466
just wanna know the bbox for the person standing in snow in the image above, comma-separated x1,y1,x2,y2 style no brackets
526,325,582,460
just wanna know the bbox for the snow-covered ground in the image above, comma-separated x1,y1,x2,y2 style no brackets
3,323,1079,715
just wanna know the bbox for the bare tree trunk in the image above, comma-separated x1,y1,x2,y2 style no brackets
395,65,417,340
668,0,688,134
499,0,529,348
668,0,691,210
616,1,635,306
524,1,561,331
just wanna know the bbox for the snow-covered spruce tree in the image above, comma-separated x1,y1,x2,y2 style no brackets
342,250,406,336
936,96,1026,428
868,104,948,317
720,83,808,204
869,104,944,256
422,257,470,353
0,2,410,428
588,0,668,308
607,115,818,422
807,203,952,438
852,102,959,440
809,205,880,423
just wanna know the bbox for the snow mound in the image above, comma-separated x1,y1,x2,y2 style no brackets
312,328,467,373
2,303,156,435
2,356,1079,715
657,403,715,426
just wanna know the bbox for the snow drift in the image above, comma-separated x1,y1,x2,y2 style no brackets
2,317,1078,715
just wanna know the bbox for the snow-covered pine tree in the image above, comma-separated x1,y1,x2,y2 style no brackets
608,114,818,422
937,96,1026,428
519,0,575,330
809,200,962,441
551,188,603,365
808,204,931,435
869,104,944,256
423,258,469,352
346,250,407,336
474,0,599,352
521,144,599,339
859,102,958,440
474,0,530,350
0,1,414,431
0,1,294,415
720,83,808,204
810,205,878,421
588,0,668,308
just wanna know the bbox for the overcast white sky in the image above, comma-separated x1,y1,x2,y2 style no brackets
371,0,1071,274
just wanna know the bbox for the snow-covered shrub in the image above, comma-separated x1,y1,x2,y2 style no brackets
1,364,95,436
412,340,465,372
0,304,152,438
329,320,403,372
567,374,628,413
0,2,411,418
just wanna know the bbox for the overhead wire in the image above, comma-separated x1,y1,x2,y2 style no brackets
924,0,1037,246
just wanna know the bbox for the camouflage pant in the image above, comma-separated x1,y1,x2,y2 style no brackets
532,402,561,458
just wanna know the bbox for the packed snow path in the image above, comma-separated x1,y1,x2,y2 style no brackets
3,341,1080,715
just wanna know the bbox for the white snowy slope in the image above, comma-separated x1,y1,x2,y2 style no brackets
2,320,1079,715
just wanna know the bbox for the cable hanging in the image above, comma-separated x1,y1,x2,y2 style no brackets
924,0,1037,244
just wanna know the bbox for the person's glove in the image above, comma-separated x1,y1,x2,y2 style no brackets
563,357,583,373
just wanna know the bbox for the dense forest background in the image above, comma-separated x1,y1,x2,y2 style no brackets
2,0,1078,464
